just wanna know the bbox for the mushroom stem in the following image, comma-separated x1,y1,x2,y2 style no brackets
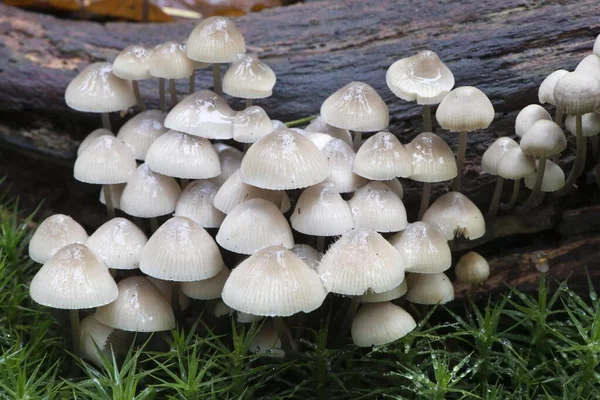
212,63,222,96
422,104,432,132
591,136,599,159
353,131,362,152
169,79,177,107
245,98,253,108
189,71,195,94
273,317,293,352
159,78,166,112
150,217,159,233
453,131,468,191
101,113,111,131
554,105,563,126
180,179,189,190
487,176,505,218
417,182,432,220
556,115,586,196
316,236,325,253
500,179,520,210
103,184,116,219
132,80,146,111
70,309,81,354
519,157,547,213
171,282,181,323
338,296,360,340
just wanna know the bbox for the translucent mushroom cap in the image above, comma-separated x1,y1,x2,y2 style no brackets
112,45,152,81
515,105,552,138
146,276,190,311
594,34,600,56
95,276,175,332
348,181,408,233
435,86,495,132
140,216,224,282
181,267,230,300
186,16,246,63
213,169,283,214
29,244,118,309
74,136,137,184
212,143,243,186
497,147,536,180
149,42,194,79
78,129,114,156
290,244,321,270
175,180,225,228
320,82,389,132
385,50,455,105
565,112,600,137
233,106,273,143
223,54,276,99
353,131,412,180
240,128,328,190
321,138,367,193
407,132,457,182
405,273,454,305
351,302,417,347
222,245,327,317
85,218,148,270
422,192,485,240
305,116,353,146
79,315,127,366
100,183,125,210
361,280,407,303
290,183,354,236
455,251,490,285
117,110,168,161
317,229,405,296
553,71,600,115
481,137,519,175
575,55,600,82
538,69,569,105
65,62,136,113
389,221,451,274
520,120,567,158
29,214,88,264
524,160,564,192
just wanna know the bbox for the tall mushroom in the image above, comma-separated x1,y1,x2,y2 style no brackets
481,137,519,217
495,147,536,211
112,45,152,110
538,70,569,125
149,42,194,109
565,112,600,159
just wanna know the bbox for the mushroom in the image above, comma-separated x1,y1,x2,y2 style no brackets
237,312,264,324
213,169,284,214
112,45,152,110
594,34,600,56
575,55,600,82
290,244,321,270
353,131,412,181
495,147,536,211
565,112,600,159
421,192,485,240
175,180,225,228
305,116,353,146
149,42,194,109
79,315,129,366
180,39,210,94
250,319,288,358
214,300,233,318
515,105,552,138
78,129,114,156
28,214,88,264
348,181,408,233
351,302,416,347
389,221,451,274
212,143,244,186
181,267,230,301
524,159,565,195
384,178,404,199
405,273,454,305
538,69,569,125
481,137,519,217
233,106,273,149
455,251,490,286
116,110,168,161
321,138,367,193
146,276,191,312
100,183,125,211
223,54,276,107
360,280,408,303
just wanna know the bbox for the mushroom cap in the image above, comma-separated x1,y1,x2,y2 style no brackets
595,34,600,56
181,267,230,300
79,315,126,366
216,199,294,255
117,110,168,161
120,164,181,218
223,54,276,99
214,300,233,318
351,302,416,347
65,62,136,113
149,42,194,79
233,106,273,143
406,132,457,182
140,216,224,281
360,280,408,303
353,131,412,180
30,244,118,309
524,160,565,192
385,50,455,105
565,112,600,137
212,143,243,186
422,191,485,240
222,245,327,317
237,311,264,323
85,218,148,270
99,183,125,210
348,181,408,233
497,147,536,180
317,229,405,296
320,82,389,132
290,244,321,270
301,131,335,150
78,129,114,156
538,69,569,105
164,90,235,139
575,54,600,82
405,273,454,305
305,116,353,146
435,86,495,132
384,178,404,199
29,214,88,264
95,276,175,332
481,137,519,175
175,180,225,228
455,251,490,285
515,105,552,138
553,71,600,115
213,169,284,214
520,120,566,158
145,130,221,179
389,221,451,274
186,16,246,63
290,183,354,236
321,138,367,193
74,136,137,184
250,320,286,358
146,276,190,311
112,45,152,80
240,127,328,190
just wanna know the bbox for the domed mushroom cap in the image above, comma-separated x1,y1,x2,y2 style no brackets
250,320,286,358
100,183,125,210
117,110,168,161
436,86,494,132
140,216,224,282
223,54,276,99
65,62,136,113
216,199,294,255
79,315,127,366
186,16,246,63
455,251,490,285
240,127,328,190
233,106,273,143
317,229,405,296
305,116,353,146
290,244,321,270
524,160,564,192
351,302,416,347
422,192,485,240
146,130,221,179
520,120,566,158
149,42,194,79
120,164,181,218
389,221,451,274
74,136,137,184
175,180,225,228
95,276,175,332
565,112,600,137
361,280,407,303
538,69,569,105
181,267,230,300
385,50,455,105
30,244,117,309
146,276,190,311
481,137,518,175
164,90,235,139
222,245,327,317
78,129,114,156
29,214,88,264
515,105,552,138
213,169,283,214
112,45,152,81
553,71,600,115
575,55,600,82
86,218,148,270
301,131,335,150
595,34,600,56
497,147,536,180
353,131,412,180
321,138,366,193
384,178,404,199
290,183,354,237
406,273,454,305
348,181,408,233
406,132,457,182
320,82,389,132
212,143,243,186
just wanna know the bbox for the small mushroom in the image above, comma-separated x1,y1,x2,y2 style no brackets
181,267,230,301
213,169,284,214
422,192,485,240
79,315,129,366
538,69,569,124
305,116,353,146
353,131,412,180
348,181,408,233
405,273,454,305
351,302,416,347
223,54,276,107
389,222,451,274
28,214,88,264
116,110,168,161
321,138,367,193
515,105,552,138
524,160,565,194
455,251,490,296
565,112,600,159
149,42,194,109
112,45,152,110
78,129,114,156
175,180,225,228
212,143,244,186
496,147,536,211
481,137,519,217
